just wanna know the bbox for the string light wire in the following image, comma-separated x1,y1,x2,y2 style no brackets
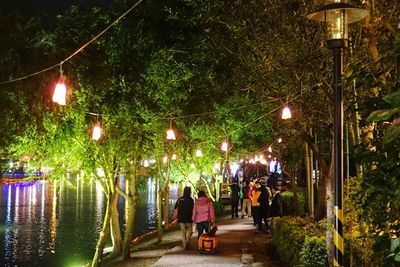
0,0,145,85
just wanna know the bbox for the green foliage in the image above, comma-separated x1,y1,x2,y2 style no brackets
298,236,326,267
213,201,225,216
272,216,326,266
281,189,307,216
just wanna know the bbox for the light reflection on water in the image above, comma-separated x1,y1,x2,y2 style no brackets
0,178,177,267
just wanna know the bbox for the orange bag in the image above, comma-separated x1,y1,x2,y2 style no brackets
197,225,219,253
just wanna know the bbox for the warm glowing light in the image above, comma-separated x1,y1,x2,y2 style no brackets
190,163,196,169
52,76,67,105
221,141,228,152
163,156,168,164
255,155,260,162
278,137,282,143
268,146,272,153
166,128,176,140
259,154,264,160
195,149,203,157
261,159,267,165
268,154,272,158
143,160,149,167
92,124,102,141
281,106,292,120
171,154,177,160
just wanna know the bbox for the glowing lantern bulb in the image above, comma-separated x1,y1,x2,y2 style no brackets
281,106,292,120
195,149,203,157
52,76,67,105
92,124,102,141
268,146,272,153
166,128,176,140
171,154,177,160
278,138,282,143
221,141,228,152
143,160,149,167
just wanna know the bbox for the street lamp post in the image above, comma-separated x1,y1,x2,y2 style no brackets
307,1,368,266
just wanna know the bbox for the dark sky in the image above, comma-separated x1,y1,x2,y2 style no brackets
0,0,114,14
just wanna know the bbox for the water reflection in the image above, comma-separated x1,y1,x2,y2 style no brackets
0,178,177,266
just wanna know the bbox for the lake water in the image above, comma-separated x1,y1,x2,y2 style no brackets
0,178,178,267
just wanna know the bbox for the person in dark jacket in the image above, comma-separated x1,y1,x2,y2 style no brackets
230,182,240,218
174,186,194,249
270,186,283,233
257,184,271,233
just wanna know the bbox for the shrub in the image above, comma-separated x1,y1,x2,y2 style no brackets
272,216,326,266
213,201,225,216
298,236,326,267
281,189,307,216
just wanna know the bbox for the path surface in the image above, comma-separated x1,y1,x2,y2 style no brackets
154,217,279,267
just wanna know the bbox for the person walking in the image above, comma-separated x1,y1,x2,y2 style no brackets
241,182,252,218
192,190,215,239
230,182,240,218
257,184,271,233
270,186,283,233
251,181,262,232
174,186,194,249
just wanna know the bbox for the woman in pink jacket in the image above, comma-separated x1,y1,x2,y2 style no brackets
192,190,215,238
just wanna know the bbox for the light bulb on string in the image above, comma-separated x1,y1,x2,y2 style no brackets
221,141,228,152
268,146,272,153
143,160,149,167
278,137,283,143
166,120,176,141
92,123,102,141
281,106,292,120
171,154,177,160
52,65,67,105
195,149,203,157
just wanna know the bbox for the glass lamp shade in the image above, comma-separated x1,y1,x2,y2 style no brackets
221,141,228,152
195,149,203,157
166,128,176,140
92,124,102,141
52,76,67,105
307,2,368,41
281,106,292,120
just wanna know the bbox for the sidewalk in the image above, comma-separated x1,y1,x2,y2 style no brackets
153,217,279,267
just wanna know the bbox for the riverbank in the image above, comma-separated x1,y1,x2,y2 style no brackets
102,211,284,267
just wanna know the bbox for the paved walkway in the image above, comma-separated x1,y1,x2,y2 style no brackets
154,217,279,267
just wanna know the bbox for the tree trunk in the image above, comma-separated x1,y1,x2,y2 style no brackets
121,167,138,260
110,188,122,255
162,183,170,228
91,194,113,267
281,166,299,215
157,181,164,242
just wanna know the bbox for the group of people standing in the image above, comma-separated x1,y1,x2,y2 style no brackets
231,175,284,234
174,187,215,249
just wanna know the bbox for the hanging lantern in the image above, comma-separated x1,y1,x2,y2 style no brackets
195,149,203,157
52,76,67,105
166,128,176,140
143,160,149,167
92,124,102,141
163,155,168,164
221,141,228,152
281,106,292,120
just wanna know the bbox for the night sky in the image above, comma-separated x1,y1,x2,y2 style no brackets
0,0,115,14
